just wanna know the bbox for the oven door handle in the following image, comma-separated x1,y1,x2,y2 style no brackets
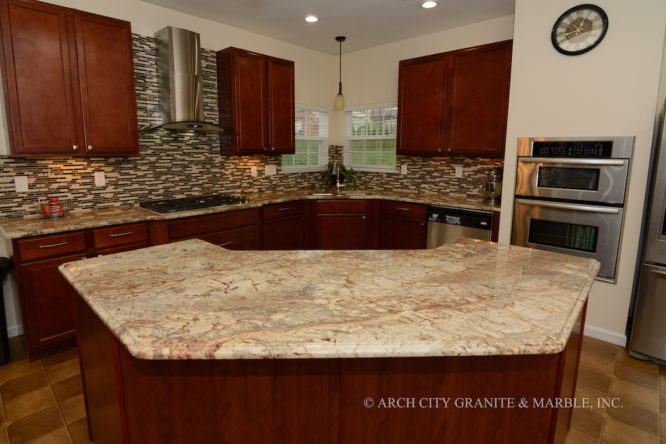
515,199,621,214
518,157,626,166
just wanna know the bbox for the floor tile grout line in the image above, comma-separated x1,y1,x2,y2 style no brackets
40,359,74,444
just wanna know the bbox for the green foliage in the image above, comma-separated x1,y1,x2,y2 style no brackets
321,162,357,189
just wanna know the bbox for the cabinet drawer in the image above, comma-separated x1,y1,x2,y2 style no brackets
197,225,260,250
316,200,368,214
167,208,260,241
93,223,148,250
17,232,87,262
380,201,427,219
263,201,304,219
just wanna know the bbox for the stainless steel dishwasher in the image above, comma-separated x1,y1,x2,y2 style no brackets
426,205,492,248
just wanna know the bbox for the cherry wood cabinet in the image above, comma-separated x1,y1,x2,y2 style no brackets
397,40,512,158
262,201,305,250
396,53,448,156
13,231,87,359
0,0,138,157
165,208,261,250
313,200,379,250
379,201,427,249
217,47,294,156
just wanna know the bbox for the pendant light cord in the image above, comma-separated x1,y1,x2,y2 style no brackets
338,39,342,94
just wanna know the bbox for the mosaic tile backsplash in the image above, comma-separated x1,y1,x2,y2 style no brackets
0,34,502,219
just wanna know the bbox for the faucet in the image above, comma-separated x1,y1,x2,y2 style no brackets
332,160,345,194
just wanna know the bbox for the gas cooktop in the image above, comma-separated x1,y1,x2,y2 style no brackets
140,194,249,214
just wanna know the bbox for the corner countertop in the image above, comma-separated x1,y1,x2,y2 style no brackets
59,238,599,360
0,190,500,239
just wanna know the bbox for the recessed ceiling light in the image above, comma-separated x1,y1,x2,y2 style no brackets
305,15,319,23
421,1,438,8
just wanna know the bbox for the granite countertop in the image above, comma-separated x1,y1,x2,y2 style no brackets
59,238,599,361
0,190,500,239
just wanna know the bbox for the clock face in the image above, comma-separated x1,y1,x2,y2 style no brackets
551,4,608,56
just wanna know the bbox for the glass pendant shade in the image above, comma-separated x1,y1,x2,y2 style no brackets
334,92,345,111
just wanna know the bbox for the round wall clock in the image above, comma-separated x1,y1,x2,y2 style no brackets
551,4,608,56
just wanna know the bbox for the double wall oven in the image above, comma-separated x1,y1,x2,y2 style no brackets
512,136,634,282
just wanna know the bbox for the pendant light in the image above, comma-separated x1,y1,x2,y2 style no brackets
334,36,346,111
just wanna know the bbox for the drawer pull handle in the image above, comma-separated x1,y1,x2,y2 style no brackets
38,241,68,249
277,207,292,211
361,216,366,220
109,231,134,238
480,222,488,226
220,241,233,247
395,207,410,211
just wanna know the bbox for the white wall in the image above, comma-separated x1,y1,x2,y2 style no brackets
499,0,666,345
331,16,515,144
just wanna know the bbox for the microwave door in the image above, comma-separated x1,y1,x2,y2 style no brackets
515,158,629,204
512,199,623,281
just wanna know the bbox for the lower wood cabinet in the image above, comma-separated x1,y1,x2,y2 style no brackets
262,201,305,250
165,208,261,250
313,200,379,250
379,201,427,249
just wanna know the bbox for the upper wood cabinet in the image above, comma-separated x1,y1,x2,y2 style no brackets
216,47,294,156
0,0,139,157
397,40,512,158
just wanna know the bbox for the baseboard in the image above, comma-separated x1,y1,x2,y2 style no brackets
583,325,627,347
7,324,23,338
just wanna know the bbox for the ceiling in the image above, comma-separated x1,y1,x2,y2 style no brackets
141,0,515,54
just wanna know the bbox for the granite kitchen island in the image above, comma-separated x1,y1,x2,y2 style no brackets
59,239,598,444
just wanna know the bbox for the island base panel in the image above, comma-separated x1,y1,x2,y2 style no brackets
75,295,585,444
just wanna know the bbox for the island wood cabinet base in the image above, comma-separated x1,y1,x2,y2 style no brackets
75,294,586,444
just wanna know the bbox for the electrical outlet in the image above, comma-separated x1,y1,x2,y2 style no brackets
94,171,106,187
14,176,28,192
401,164,408,175
250,166,258,177
265,165,277,176
455,166,463,178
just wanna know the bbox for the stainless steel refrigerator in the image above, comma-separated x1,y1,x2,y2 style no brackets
629,99,666,363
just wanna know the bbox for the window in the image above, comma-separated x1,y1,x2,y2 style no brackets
281,106,328,172
345,104,397,172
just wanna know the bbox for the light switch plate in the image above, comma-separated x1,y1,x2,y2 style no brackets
94,171,106,187
401,164,408,175
455,166,463,178
265,165,277,176
14,176,28,192
250,166,258,177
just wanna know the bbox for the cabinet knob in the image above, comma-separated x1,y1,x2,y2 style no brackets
420,222,425,226
447,147,451,152
361,216,366,220
437,148,442,152
271,147,275,151
72,145,78,151
88,145,93,151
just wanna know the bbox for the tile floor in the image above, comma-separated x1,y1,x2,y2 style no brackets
0,335,662,443
0,337,87,443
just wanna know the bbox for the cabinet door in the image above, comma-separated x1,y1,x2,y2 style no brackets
267,57,295,154
0,0,81,155
446,41,512,157
74,11,138,155
18,253,85,358
232,49,268,154
380,215,426,249
316,214,371,250
396,54,448,155
263,216,304,250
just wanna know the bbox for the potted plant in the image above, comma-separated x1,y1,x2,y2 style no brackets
322,162,357,190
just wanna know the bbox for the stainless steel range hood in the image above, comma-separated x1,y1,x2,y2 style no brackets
144,26,224,133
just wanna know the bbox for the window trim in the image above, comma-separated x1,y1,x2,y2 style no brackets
281,104,329,173
344,103,399,173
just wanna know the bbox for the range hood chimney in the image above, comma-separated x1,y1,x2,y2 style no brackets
145,26,224,133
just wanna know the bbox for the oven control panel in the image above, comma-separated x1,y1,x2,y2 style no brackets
531,141,613,158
